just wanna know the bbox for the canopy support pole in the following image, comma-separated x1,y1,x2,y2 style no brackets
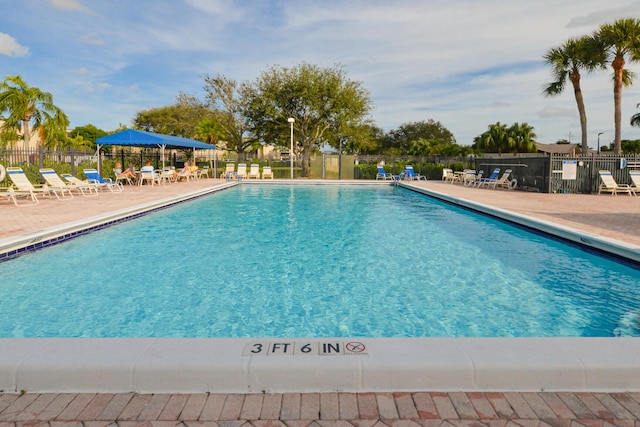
159,144,166,169
95,144,102,175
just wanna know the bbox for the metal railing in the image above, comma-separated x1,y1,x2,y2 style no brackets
2,148,639,193
549,154,640,194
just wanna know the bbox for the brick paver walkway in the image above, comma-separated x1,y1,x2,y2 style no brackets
1,179,639,425
1,391,640,425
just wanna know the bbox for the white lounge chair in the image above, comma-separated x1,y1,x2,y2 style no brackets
462,170,480,186
41,168,98,197
220,163,236,179
7,166,60,199
236,163,248,180
247,164,260,179
629,170,640,196
0,187,39,206
62,173,98,191
598,170,634,196
261,166,274,179
487,169,513,190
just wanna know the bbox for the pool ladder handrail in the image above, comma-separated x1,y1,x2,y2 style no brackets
225,172,242,182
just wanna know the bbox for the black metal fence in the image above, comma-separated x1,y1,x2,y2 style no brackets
2,147,639,194
549,154,640,194
470,154,551,193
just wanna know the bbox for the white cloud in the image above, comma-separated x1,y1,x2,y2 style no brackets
183,0,237,16
47,0,93,13
538,106,577,119
80,32,104,46
0,33,29,57
83,81,110,93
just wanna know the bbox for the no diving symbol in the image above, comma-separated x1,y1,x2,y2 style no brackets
345,341,366,354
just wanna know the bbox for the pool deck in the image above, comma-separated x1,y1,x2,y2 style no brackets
1,178,640,425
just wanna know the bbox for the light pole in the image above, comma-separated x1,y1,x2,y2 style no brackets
288,118,295,179
597,132,604,153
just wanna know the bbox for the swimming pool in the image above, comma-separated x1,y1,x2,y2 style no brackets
0,184,638,338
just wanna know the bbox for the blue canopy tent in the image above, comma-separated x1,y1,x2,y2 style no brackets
95,129,216,172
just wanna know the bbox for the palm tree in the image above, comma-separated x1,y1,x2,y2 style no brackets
0,75,69,149
596,18,640,154
543,36,606,155
474,122,537,155
631,103,640,127
474,122,511,156
508,122,538,153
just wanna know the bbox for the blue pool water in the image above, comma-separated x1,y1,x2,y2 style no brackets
0,184,639,338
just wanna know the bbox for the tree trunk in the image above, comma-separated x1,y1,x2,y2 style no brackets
612,54,625,155
570,71,589,155
22,116,31,150
301,143,311,177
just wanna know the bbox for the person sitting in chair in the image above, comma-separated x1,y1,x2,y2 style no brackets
115,162,136,180
176,162,191,181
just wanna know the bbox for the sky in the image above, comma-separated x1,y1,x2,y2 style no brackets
2,0,640,148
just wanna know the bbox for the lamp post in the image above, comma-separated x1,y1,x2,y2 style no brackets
597,132,604,153
288,118,295,179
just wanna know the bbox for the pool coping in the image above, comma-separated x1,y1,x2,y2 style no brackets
398,182,640,264
1,180,639,393
0,181,237,260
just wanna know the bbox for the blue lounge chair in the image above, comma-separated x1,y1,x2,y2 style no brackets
473,168,500,187
83,168,123,192
376,166,396,180
403,165,426,180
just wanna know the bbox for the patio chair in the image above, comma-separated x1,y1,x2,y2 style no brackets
462,170,480,186
62,173,99,191
473,168,500,187
376,166,396,180
41,168,98,197
84,168,124,192
0,187,39,206
138,166,161,186
220,163,236,179
6,166,61,200
403,165,426,180
197,166,210,179
487,169,513,190
176,165,192,182
629,170,640,196
159,168,176,185
261,166,274,179
114,168,133,186
442,168,456,183
34,169,72,199
236,163,248,180
598,170,634,196
248,164,260,179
